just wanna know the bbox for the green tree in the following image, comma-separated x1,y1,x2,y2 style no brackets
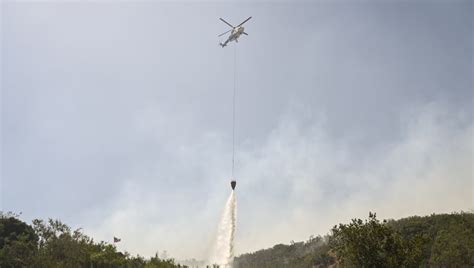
0,212,39,267
145,253,179,268
429,219,474,266
0,212,183,268
31,218,131,267
330,212,423,268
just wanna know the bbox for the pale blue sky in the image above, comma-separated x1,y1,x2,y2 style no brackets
1,0,473,260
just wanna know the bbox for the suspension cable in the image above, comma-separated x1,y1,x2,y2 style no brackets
232,43,237,178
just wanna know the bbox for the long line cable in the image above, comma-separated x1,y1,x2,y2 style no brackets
232,43,236,178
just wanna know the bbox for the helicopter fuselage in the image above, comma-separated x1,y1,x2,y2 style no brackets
229,26,245,42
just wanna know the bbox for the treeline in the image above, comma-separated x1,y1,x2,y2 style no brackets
0,212,183,268
2,211,473,267
234,212,474,268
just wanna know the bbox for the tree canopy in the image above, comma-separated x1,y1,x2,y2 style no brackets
0,212,184,268
235,212,474,268
2,211,473,267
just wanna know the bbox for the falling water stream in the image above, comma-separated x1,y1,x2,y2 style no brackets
210,190,237,267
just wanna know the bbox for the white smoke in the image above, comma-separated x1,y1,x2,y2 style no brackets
82,103,472,259
210,190,237,267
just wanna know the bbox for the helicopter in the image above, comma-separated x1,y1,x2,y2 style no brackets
218,16,252,48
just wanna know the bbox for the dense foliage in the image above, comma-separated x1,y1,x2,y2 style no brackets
235,236,334,268
0,212,183,268
388,212,474,267
330,212,424,267
2,211,473,267
235,212,474,268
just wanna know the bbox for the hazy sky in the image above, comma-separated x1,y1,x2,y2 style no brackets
2,0,473,260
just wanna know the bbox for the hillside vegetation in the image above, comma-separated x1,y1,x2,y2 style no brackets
235,212,474,268
1,211,473,267
0,212,181,268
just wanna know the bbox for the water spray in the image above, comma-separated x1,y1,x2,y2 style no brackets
210,191,237,267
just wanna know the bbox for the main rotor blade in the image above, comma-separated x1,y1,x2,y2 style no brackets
219,18,234,28
242,32,248,35
218,29,232,37
237,16,252,27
